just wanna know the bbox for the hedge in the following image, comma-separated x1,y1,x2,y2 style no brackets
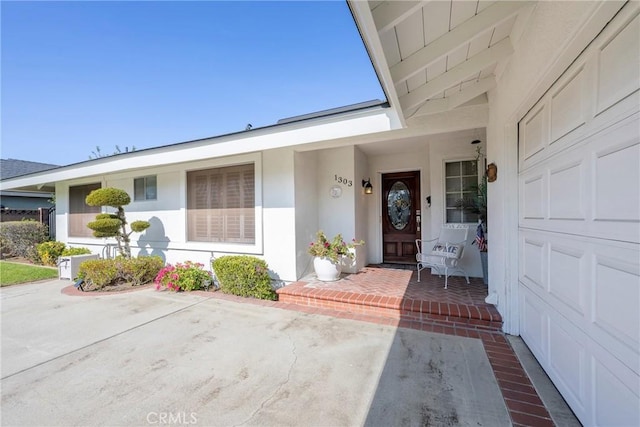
212,255,276,300
0,221,49,262
77,256,164,290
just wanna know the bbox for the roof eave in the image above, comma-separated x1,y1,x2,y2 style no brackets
0,103,395,191
347,0,406,129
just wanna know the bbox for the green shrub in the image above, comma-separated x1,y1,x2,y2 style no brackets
85,187,150,258
36,241,67,266
62,247,92,256
77,256,163,290
35,243,92,266
212,255,276,300
77,259,119,289
85,188,131,207
155,261,212,292
0,221,48,262
121,256,164,286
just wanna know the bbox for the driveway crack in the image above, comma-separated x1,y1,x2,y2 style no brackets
234,332,297,427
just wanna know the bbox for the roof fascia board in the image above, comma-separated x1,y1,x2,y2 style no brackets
295,104,490,153
0,190,52,198
348,0,406,128
0,107,393,191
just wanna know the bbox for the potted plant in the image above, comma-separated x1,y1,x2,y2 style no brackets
308,231,364,281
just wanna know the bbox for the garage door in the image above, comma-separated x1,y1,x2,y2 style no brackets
518,4,639,427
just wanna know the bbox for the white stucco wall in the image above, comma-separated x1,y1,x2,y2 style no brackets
55,143,377,283
350,146,369,272
316,146,356,240
486,1,609,333
55,150,307,282
294,151,319,279
262,149,297,282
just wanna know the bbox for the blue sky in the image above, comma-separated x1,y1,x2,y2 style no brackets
1,1,384,166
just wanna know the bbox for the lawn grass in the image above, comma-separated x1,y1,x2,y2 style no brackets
0,261,58,286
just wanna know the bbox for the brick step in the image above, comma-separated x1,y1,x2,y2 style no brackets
277,284,502,332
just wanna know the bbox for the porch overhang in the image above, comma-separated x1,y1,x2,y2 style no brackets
348,0,536,126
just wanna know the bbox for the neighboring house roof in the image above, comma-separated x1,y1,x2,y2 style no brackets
1,159,60,180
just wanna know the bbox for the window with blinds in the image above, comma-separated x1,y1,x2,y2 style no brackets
187,164,255,244
69,183,101,237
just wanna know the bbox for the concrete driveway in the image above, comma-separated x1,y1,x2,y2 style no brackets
1,280,510,426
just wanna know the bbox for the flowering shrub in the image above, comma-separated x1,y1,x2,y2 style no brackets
307,231,364,263
154,261,212,292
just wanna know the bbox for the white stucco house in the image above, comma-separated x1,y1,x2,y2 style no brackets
1,2,638,425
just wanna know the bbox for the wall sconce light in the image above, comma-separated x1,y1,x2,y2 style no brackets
362,179,373,194
487,163,497,182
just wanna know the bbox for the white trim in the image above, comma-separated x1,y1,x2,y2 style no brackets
503,123,520,335
0,190,52,198
442,157,477,225
348,0,405,128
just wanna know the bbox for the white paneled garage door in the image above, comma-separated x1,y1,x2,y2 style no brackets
518,4,639,426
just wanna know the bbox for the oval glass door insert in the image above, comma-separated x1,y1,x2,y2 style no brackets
387,181,411,230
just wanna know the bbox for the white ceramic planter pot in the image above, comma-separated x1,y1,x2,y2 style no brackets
313,257,342,282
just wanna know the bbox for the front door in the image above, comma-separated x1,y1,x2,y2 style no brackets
382,171,420,263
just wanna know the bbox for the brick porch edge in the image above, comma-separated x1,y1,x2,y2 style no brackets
277,281,503,332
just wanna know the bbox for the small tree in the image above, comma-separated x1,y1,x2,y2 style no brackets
85,188,150,258
89,145,136,159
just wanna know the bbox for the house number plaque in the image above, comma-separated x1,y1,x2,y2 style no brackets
334,175,353,187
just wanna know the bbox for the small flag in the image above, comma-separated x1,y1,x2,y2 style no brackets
475,223,487,252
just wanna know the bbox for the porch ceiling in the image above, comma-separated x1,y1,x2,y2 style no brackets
366,0,534,124
357,127,484,156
